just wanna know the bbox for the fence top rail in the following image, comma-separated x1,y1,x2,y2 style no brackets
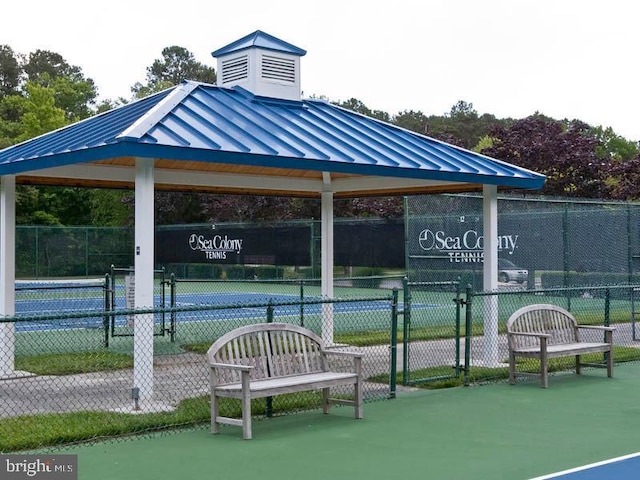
15,281,106,291
173,274,406,284
472,283,640,297
0,293,395,323
407,281,460,287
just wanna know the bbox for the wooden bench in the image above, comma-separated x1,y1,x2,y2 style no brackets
207,323,363,439
506,304,615,388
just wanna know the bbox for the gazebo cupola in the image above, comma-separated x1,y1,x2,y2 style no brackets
212,30,307,101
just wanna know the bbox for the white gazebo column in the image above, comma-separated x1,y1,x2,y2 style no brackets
133,158,155,402
0,175,16,376
320,173,334,345
482,184,499,366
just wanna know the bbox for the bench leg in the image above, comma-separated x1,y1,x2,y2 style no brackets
354,379,363,419
210,368,220,434
575,355,581,375
539,338,549,388
540,354,548,388
607,350,613,378
508,352,516,385
210,391,219,435
241,371,252,440
322,388,331,414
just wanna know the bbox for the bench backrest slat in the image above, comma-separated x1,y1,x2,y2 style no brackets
507,304,578,350
208,323,327,385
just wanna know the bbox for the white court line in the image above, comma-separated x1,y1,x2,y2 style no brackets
529,451,640,479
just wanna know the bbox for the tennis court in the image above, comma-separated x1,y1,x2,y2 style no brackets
12,278,443,333
532,453,640,479
54,361,640,480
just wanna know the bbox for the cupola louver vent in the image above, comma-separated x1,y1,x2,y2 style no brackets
213,31,306,101
261,55,295,83
221,56,249,84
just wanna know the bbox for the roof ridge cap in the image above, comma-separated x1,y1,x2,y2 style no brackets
116,81,201,142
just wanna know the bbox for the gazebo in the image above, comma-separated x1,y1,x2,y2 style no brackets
0,30,545,407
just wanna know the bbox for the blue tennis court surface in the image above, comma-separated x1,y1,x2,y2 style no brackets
531,452,640,479
13,288,441,333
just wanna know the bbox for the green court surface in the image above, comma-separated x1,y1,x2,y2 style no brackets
62,362,640,480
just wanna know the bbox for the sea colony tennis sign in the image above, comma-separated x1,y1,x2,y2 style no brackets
189,233,243,260
418,228,520,263
155,225,312,265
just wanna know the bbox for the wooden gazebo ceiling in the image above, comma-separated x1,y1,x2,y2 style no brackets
14,157,484,198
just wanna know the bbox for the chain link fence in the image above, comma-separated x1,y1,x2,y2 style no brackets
398,283,640,388
406,194,640,289
0,279,401,452
4,277,640,452
462,284,640,383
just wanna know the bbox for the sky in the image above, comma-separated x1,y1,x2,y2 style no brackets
2,0,638,141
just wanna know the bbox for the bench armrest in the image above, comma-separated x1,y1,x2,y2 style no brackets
209,362,254,372
507,331,551,339
576,325,616,332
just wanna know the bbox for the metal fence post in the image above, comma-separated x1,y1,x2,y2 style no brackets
103,273,110,348
402,276,410,386
389,288,399,398
604,288,611,327
454,278,462,377
464,285,473,386
299,280,305,327
266,300,274,417
170,273,176,342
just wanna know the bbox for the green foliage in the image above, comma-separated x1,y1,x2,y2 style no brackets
473,134,494,153
16,186,92,225
591,125,638,161
131,45,216,99
17,82,67,141
23,50,98,120
335,97,390,122
0,44,21,97
89,189,133,226
393,109,428,134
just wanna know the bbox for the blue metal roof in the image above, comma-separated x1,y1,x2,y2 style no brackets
0,80,545,193
212,30,307,58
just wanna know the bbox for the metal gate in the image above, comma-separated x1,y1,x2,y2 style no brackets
402,280,468,385
104,265,175,346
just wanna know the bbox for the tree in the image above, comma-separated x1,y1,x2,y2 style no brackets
89,190,133,226
24,50,97,120
0,45,22,98
423,100,506,149
590,125,638,162
481,115,609,198
393,110,428,134
16,186,92,225
131,46,216,99
609,153,640,200
335,98,390,122
16,82,67,141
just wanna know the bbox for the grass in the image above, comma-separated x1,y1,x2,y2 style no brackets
16,351,133,375
0,392,324,452
369,346,640,389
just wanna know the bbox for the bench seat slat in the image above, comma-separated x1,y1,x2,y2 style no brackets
214,372,359,399
512,342,611,357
